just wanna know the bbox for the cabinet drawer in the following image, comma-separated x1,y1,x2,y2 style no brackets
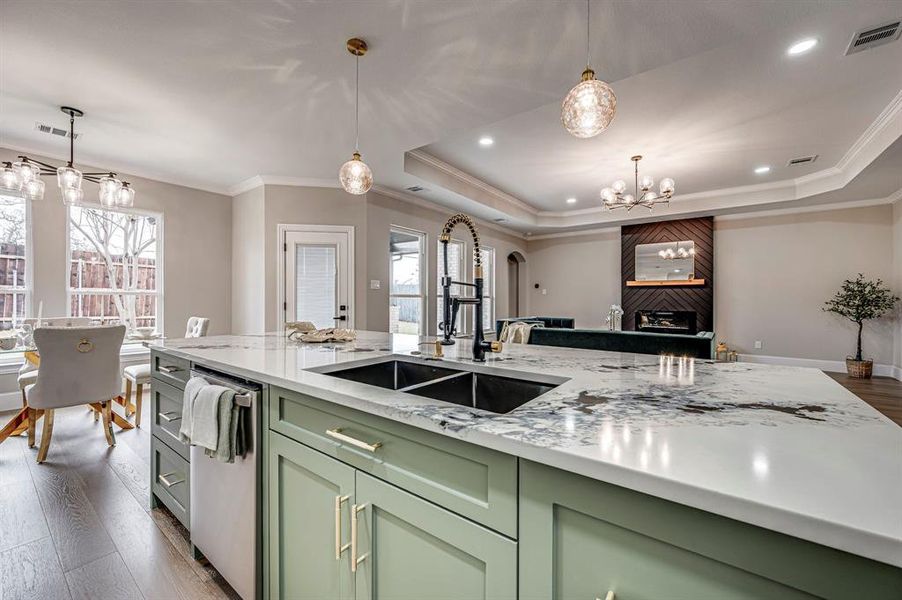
151,436,190,529
269,386,518,538
519,460,902,600
150,350,190,389
151,378,188,459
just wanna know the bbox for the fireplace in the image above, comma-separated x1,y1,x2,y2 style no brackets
635,310,697,335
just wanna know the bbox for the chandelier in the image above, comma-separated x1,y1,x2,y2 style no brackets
338,38,373,195
600,155,674,211
0,106,135,208
561,0,616,138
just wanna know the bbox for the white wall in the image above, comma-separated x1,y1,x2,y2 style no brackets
893,200,902,372
714,205,895,364
0,147,232,337
231,186,265,334
526,230,620,328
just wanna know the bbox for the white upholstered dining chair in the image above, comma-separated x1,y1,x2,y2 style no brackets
17,317,95,406
123,316,209,427
27,325,126,463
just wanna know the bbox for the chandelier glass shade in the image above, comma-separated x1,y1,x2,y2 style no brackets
561,0,616,138
339,38,373,195
658,244,695,260
600,155,674,211
0,107,135,208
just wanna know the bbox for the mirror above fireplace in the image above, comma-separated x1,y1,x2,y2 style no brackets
635,240,696,282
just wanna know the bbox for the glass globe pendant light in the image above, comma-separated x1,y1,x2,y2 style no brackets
561,0,616,138
339,38,373,195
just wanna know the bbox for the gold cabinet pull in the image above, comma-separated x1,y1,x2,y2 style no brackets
597,592,615,600
158,472,185,488
158,365,182,374
326,428,382,453
158,411,181,422
334,494,350,560
351,503,369,573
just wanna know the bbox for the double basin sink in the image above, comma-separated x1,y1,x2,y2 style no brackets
314,357,565,414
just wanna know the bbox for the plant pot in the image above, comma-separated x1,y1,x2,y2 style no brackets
846,358,873,379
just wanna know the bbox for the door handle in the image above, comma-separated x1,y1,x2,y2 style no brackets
332,315,347,321
335,494,350,560
351,503,369,573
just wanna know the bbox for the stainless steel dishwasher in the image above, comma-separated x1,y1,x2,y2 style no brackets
189,367,262,600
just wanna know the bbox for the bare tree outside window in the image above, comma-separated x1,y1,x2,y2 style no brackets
0,195,27,330
69,206,160,332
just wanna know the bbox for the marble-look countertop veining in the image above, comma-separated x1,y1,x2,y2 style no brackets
149,332,902,567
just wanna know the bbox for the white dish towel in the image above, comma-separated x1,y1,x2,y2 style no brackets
180,376,231,451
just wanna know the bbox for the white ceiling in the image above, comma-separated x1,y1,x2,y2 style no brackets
1,1,900,234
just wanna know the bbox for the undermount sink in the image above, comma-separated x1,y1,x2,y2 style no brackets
316,357,563,414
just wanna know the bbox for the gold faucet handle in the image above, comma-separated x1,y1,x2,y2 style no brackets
434,340,444,358
489,340,503,353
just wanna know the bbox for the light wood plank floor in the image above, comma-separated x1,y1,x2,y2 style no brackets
0,394,238,600
827,372,902,426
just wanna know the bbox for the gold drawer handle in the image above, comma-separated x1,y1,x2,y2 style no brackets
326,428,382,453
351,503,369,573
596,592,615,600
158,472,185,488
158,411,181,422
335,494,350,560
158,365,182,374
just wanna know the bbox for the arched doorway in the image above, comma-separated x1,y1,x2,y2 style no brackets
507,251,526,317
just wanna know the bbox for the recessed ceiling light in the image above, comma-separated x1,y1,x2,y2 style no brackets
787,38,818,55
566,197,577,204
754,165,771,174
478,136,494,147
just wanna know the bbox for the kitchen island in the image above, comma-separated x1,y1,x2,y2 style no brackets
149,331,902,599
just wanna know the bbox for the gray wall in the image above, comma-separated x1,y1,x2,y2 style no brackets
894,201,902,372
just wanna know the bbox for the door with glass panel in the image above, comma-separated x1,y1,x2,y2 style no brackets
389,227,426,336
285,228,353,329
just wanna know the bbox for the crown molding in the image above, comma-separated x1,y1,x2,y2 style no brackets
370,184,526,240
0,142,232,196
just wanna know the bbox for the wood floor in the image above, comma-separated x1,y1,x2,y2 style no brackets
827,372,902,426
0,395,238,600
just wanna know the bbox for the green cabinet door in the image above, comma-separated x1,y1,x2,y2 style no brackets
520,460,902,600
353,471,517,600
268,432,356,600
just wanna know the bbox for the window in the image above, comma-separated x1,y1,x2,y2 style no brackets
68,206,162,332
389,227,426,335
437,238,466,336
0,195,28,330
476,246,495,333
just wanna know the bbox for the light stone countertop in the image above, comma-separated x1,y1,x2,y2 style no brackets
150,331,902,567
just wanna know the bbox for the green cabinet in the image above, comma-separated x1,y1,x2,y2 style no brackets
267,432,516,600
353,471,517,600
519,460,902,600
268,432,356,600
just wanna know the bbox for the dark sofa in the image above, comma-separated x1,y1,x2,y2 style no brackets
494,316,575,339
496,318,714,359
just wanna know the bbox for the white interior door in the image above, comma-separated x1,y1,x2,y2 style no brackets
284,228,353,329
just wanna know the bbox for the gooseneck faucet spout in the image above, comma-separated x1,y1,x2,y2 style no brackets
439,213,502,362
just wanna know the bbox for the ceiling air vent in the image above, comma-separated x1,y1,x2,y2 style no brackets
787,155,818,167
845,20,901,55
34,122,79,139
405,185,425,192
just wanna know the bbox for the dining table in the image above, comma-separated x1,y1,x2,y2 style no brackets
0,343,137,444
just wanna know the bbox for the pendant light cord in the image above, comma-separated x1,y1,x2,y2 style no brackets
355,53,360,153
586,0,590,69
68,112,75,167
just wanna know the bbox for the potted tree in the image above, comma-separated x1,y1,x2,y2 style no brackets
823,274,898,378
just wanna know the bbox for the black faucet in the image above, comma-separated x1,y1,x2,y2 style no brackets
439,213,502,362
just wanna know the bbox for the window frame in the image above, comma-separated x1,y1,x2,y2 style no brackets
388,225,427,336
0,193,33,329
437,237,468,336
65,202,165,334
475,245,495,334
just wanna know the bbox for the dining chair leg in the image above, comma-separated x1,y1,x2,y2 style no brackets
36,409,54,463
134,383,144,427
26,407,36,448
101,401,116,447
124,378,134,417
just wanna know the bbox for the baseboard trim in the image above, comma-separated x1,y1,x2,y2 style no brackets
738,354,901,380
